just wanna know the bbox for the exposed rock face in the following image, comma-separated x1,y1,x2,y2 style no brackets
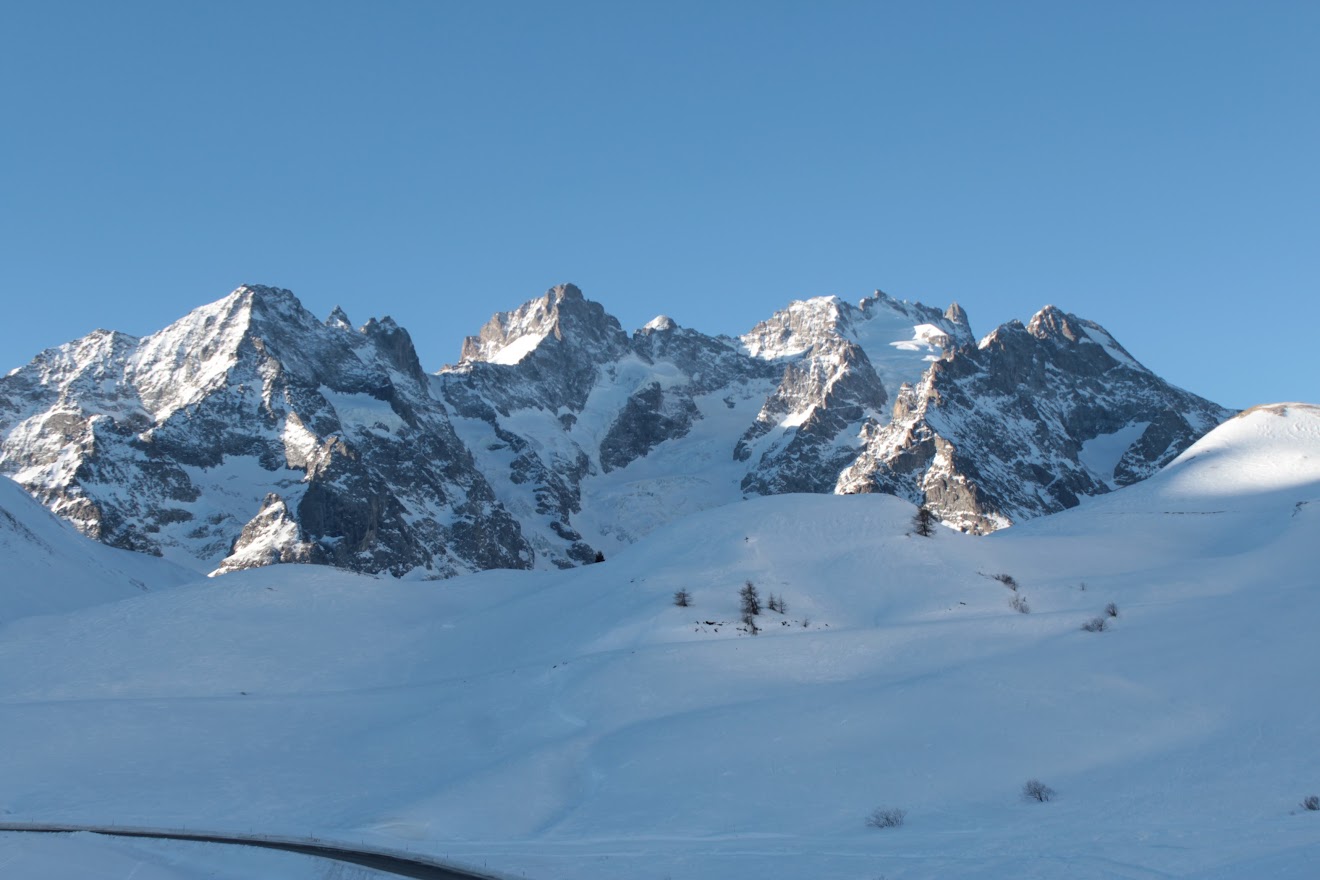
437,297,778,566
452,283,631,414
599,382,701,474
835,306,1232,532
0,283,1233,577
734,293,973,495
214,492,323,574
1113,408,1201,486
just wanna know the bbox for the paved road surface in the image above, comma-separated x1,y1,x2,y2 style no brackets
0,822,515,880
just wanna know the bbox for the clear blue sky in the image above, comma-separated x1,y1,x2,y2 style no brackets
2,1,1316,409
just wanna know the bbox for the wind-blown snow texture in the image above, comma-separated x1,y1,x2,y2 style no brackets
0,283,1230,576
0,403,1316,879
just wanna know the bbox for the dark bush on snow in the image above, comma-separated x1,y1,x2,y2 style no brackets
866,807,906,829
1023,779,1055,802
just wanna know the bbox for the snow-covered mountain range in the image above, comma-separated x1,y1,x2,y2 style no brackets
0,283,1230,576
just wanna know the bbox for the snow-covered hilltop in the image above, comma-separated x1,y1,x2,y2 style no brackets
0,282,1232,576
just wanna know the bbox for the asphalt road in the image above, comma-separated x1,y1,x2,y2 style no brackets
0,823,514,880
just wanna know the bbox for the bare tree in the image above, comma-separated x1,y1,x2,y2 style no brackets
912,505,936,537
673,589,691,607
740,581,761,617
1022,779,1055,802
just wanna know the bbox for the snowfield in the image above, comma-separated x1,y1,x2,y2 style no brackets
0,403,1318,879
0,476,196,622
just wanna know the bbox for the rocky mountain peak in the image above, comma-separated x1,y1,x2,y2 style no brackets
361,316,425,381
554,282,585,302
457,283,626,366
237,283,300,307
742,296,851,360
1026,304,1083,342
326,306,353,331
14,329,137,391
944,302,970,333
220,285,318,337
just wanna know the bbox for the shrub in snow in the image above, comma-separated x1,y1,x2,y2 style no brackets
1010,594,1030,614
1105,602,1119,618
866,807,906,829
1022,779,1055,802
993,573,1019,591
673,589,691,607
1081,616,1108,632
592,550,605,563
912,505,936,537
1303,795,1320,811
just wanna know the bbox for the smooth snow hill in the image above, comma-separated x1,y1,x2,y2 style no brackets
0,475,195,621
0,404,1317,879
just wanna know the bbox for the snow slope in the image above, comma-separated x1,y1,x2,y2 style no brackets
0,404,1317,879
0,476,195,621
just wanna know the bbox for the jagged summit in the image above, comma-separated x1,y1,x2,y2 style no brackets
456,283,625,367
444,283,632,417
326,306,353,330
944,301,969,329
0,280,1235,577
1026,304,1078,340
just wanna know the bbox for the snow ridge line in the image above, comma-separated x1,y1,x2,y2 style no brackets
0,822,526,880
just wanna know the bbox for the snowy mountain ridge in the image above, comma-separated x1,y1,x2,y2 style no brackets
0,282,1231,576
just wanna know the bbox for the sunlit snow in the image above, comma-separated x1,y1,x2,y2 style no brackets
487,332,546,365
1,404,1318,879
